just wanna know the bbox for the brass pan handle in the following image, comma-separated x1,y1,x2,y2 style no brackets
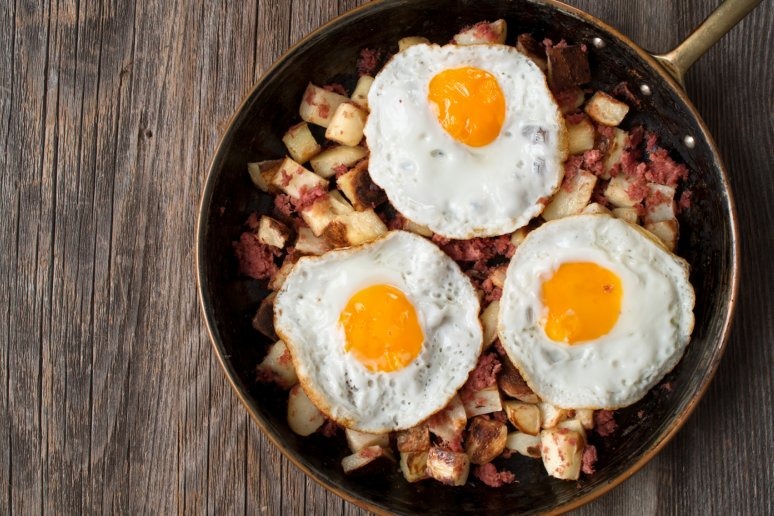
653,0,763,86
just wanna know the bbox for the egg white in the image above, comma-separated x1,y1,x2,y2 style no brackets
274,231,483,433
498,214,695,409
364,43,567,239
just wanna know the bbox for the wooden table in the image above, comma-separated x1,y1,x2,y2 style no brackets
2,0,772,513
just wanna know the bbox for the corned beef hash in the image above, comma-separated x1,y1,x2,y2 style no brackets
233,19,696,488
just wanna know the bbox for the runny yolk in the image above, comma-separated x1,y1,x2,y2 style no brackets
427,67,506,147
339,284,424,373
541,262,622,344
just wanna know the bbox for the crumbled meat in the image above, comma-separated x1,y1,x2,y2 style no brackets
432,234,514,263
563,156,583,187
357,48,382,76
612,81,641,107
590,180,611,207
437,434,464,453
626,125,645,150
581,445,598,475
582,149,605,177
626,179,649,204
294,185,328,212
474,463,516,487
677,190,692,213
660,381,674,392
645,131,659,152
481,277,502,303
462,21,499,41
274,194,295,219
332,163,349,178
493,339,506,357
462,353,502,392
232,232,279,280
319,419,340,437
323,82,347,96
553,87,583,113
596,123,616,141
646,148,689,186
565,112,587,125
542,38,568,49
280,170,293,187
594,410,617,437
491,411,508,423
245,212,260,230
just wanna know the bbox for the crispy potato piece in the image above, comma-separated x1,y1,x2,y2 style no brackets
345,429,390,453
282,121,321,163
574,409,595,430
480,300,500,350
462,384,502,418
465,416,507,465
325,102,368,147
604,175,638,208
400,451,430,483
546,45,590,91
336,160,386,210
506,431,542,458
251,292,277,340
452,19,507,45
397,425,430,453
247,159,282,193
516,33,547,72
582,202,612,216
566,117,596,155
287,384,324,436
539,402,569,429
612,206,639,224
322,208,388,247
270,157,328,199
268,260,294,291
341,445,394,475
645,219,679,251
503,401,541,436
294,226,331,255
256,339,297,389
585,91,630,126
299,83,349,128
310,145,368,179
540,427,585,480
498,357,540,403
398,36,430,51
542,170,597,221
257,215,292,249
350,75,374,110
300,191,354,237
426,447,470,486
427,395,467,445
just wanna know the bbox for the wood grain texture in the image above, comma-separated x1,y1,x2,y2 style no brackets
0,0,771,514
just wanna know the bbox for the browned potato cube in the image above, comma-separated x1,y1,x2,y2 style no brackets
294,226,331,255
602,128,628,176
498,357,540,403
540,427,585,480
336,160,387,210
506,432,542,458
322,208,388,247
282,121,321,164
251,292,277,340
612,206,639,224
539,402,569,429
398,36,430,52
581,202,612,216
566,117,595,155
268,260,295,291
400,451,430,483
465,416,507,465
397,425,430,453
300,191,354,237
503,400,541,436
350,75,374,110
299,83,349,128
542,170,597,221
325,102,368,147
585,91,630,126
644,218,679,251
426,447,470,486
604,175,638,208
644,183,676,224
257,215,292,249
480,301,500,350
427,395,467,445
247,159,282,193
462,384,502,418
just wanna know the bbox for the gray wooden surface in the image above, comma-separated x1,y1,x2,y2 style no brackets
1,0,772,514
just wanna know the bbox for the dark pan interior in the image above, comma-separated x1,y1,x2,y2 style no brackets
197,0,736,513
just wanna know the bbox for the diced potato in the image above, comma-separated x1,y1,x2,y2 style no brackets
247,159,282,193
268,260,294,291
585,91,630,126
300,191,354,237
397,425,430,453
510,227,529,247
322,208,388,247
336,160,386,210
325,102,368,147
465,416,507,465
557,418,587,438
270,157,328,199
341,445,394,475
426,447,470,486
345,429,390,453
644,218,679,251
574,409,595,430
299,83,349,128
462,384,502,418
398,36,430,52
287,384,324,436
540,427,585,480
256,339,298,389
498,357,540,403
566,117,595,155
539,402,569,429
581,202,611,215
294,226,331,255
488,265,507,289
310,145,368,179
604,175,638,208
282,122,321,164
644,183,676,224
481,300,499,350
612,206,639,224
602,128,628,177
257,215,291,249
542,171,597,221
503,401,541,436
403,219,433,237
506,431,542,458
427,395,467,445
400,451,430,483
453,19,507,45
516,33,547,72
350,75,374,110
251,292,277,340
546,45,591,91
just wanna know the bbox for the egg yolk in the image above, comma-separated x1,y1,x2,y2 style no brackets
428,67,505,147
339,284,424,373
541,262,622,344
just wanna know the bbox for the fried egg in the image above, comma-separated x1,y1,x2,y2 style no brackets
364,43,567,239
273,230,482,433
498,214,695,409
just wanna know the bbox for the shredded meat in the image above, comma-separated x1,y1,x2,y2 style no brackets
581,445,598,475
646,148,689,186
432,234,514,263
357,48,382,76
463,353,502,392
594,410,617,437
474,463,516,487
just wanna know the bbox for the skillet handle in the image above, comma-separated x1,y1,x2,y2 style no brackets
653,0,762,86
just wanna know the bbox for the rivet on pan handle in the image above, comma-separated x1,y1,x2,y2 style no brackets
653,0,763,86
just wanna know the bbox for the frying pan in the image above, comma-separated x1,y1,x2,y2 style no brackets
196,0,758,512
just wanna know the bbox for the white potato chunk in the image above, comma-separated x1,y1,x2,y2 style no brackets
300,191,354,237
465,417,507,465
540,427,585,480
255,339,298,389
287,384,325,436
557,419,587,438
396,425,430,453
604,175,638,208
503,401,541,436
341,445,394,475
345,429,390,453
325,102,368,147
299,83,349,128
426,447,470,486
282,121,321,163
322,208,388,247
462,384,502,418
575,409,595,430
427,395,467,445
645,219,679,251
539,402,569,429
506,431,542,458
309,145,368,179
294,226,331,255
510,227,529,247
585,91,629,126
398,36,430,52
582,202,612,216
453,19,507,45
566,118,595,155
542,170,597,221
257,216,291,249
400,451,430,483
270,157,328,199
612,206,639,224
247,159,282,193
480,300,499,350
350,75,374,110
